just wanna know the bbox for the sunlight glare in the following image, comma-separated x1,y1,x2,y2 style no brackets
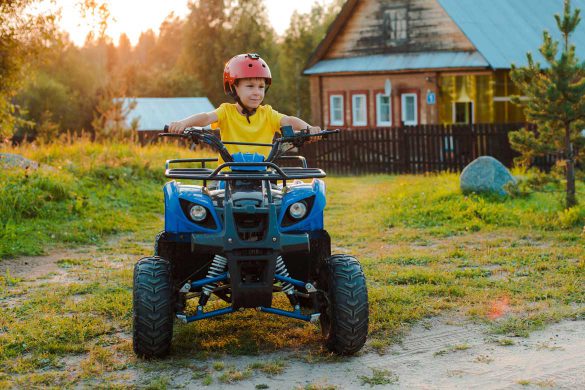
50,0,333,46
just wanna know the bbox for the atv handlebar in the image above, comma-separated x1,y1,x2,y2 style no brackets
159,125,340,164
160,126,233,162
276,128,340,147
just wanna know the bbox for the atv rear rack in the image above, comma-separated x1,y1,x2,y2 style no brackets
165,158,325,181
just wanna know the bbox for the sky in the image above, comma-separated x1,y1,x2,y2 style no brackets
51,0,333,46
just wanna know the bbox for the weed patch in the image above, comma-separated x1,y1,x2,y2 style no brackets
359,368,399,386
248,359,287,375
218,367,252,383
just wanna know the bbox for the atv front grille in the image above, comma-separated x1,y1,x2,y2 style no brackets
234,248,272,257
234,213,267,242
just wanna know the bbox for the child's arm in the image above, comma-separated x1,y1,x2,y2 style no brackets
280,116,321,135
168,111,218,133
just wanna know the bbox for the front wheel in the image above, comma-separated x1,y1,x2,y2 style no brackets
319,254,368,355
133,257,174,358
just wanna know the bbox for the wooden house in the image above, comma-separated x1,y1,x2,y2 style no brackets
303,0,585,129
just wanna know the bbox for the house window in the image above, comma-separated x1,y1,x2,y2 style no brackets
401,93,417,125
384,9,407,46
352,94,367,126
453,102,474,124
376,93,392,126
329,94,344,126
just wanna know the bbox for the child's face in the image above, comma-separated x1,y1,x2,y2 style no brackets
234,78,266,109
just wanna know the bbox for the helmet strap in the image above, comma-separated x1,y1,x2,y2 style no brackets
233,95,257,124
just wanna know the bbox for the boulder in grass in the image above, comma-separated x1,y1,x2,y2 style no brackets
460,156,516,196
0,153,39,170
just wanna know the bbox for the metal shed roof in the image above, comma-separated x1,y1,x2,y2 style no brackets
303,51,489,75
438,0,585,69
120,97,215,131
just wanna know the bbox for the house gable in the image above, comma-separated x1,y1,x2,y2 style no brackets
320,0,476,61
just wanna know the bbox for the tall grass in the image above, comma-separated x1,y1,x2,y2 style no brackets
2,139,583,258
0,139,213,258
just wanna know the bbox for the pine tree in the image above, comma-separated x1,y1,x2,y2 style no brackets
509,0,585,207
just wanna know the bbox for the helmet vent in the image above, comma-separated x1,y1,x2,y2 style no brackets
248,64,253,67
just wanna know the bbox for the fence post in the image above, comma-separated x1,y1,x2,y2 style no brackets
398,126,409,173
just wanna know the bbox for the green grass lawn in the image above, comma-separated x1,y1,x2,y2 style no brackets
0,141,583,388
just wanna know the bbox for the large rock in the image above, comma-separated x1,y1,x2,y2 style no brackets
0,153,39,170
460,156,516,195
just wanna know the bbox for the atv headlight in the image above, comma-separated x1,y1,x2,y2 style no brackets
189,204,207,221
289,201,307,219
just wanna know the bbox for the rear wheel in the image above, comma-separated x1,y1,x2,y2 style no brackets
319,254,368,355
133,257,174,358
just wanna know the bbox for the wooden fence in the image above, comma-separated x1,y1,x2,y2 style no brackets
298,123,554,175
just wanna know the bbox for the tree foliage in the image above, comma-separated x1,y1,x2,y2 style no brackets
509,0,585,207
179,0,277,106
276,0,344,118
0,0,58,140
15,38,106,139
3,0,342,141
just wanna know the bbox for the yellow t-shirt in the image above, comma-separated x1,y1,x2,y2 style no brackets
212,103,285,164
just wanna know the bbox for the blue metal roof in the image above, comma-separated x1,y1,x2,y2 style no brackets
438,0,585,69
303,51,489,75
120,97,215,131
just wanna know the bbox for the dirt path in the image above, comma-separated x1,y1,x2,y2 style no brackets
0,249,78,279
0,233,135,280
153,316,582,390
1,245,584,389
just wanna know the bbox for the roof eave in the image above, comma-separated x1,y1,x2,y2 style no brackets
304,65,492,76
303,0,360,71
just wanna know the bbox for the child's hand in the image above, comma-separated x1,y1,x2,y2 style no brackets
307,126,321,143
168,121,187,134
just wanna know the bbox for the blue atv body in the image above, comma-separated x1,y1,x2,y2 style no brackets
132,127,368,358
162,163,326,235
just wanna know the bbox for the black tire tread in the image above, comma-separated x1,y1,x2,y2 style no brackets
323,254,369,355
133,256,174,358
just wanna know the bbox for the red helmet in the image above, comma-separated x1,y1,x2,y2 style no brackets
223,53,272,97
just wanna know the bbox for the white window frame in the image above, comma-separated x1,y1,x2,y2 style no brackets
401,93,418,126
329,94,344,126
351,93,367,126
376,93,392,126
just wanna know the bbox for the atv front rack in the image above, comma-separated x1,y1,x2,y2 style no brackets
165,159,326,181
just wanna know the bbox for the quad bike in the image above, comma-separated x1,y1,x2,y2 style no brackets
132,126,368,358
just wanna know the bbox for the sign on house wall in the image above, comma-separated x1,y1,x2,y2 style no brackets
426,90,436,105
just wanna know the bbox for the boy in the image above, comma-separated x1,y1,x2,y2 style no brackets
168,53,320,161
